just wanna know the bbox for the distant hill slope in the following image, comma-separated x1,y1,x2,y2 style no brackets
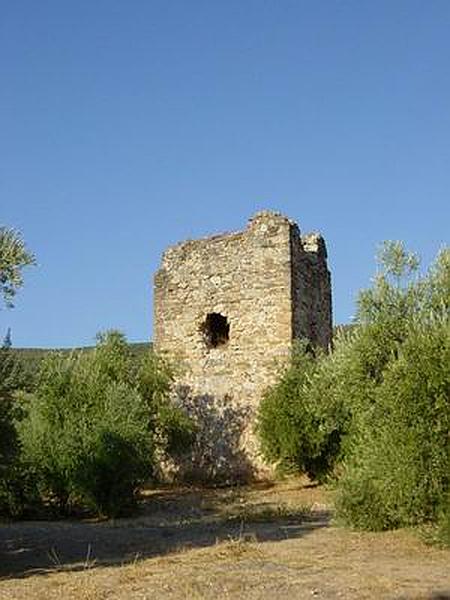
11,326,355,387
10,342,152,390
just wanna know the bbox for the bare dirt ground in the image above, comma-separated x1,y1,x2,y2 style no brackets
1,478,449,600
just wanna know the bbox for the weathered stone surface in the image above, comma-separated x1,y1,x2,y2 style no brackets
153,211,332,480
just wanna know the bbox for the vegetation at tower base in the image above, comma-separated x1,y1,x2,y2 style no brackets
0,227,36,515
0,331,28,515
336,243,450,532
11,331,193,518
336,318,449,531
257,242,450,535
257,340,349,482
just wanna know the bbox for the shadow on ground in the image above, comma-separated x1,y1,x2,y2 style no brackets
0,484,331,580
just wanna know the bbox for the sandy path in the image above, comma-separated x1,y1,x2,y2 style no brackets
1,481,449,599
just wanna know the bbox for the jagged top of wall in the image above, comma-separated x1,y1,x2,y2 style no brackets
159,210,327,269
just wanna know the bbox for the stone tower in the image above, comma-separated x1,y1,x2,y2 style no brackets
153,211,332,480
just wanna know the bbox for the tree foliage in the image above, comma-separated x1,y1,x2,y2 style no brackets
15,331,193,517
257,241,450,536
0,227,35,309
0,226,35,514
336,318,450,529
0,332,23,513
257,342,347,482
335,243,450,530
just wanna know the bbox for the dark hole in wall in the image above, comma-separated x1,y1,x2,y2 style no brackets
201,313,230,348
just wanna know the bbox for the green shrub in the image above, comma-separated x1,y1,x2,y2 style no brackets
336,319,450,529
257,342,347,482
73,382,153,517
137,350,195,456
17,331,192,517
436,493,450,547
0,335,30,516
257,242,450,536
335,245,450,531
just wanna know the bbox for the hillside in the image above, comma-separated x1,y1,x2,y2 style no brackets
10,342,152,390
10,326,356,389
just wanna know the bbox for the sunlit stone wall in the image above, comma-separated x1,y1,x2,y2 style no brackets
153,211,332,480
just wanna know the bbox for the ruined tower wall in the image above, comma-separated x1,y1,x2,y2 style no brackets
153,211,332,481
290,226,333,349
154,212,293,403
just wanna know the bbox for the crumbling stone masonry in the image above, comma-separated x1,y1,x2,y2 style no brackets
153,211,332,480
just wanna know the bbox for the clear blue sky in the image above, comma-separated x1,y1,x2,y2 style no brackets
1,1,449,348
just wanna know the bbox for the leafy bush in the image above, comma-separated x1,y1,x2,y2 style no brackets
436,493,450,547
137,350,195,457
336,318,450,529
0,226,35,309
257,342,348,482
335,244,450,530
17,331,192,517
257,241,450,536
0,343,19,466
73,382,153,517
0,334,33,516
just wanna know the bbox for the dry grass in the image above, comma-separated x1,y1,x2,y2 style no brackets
1,478,450,600
225,501,311,524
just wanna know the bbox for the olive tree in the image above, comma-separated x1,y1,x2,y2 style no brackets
0,226,36,309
